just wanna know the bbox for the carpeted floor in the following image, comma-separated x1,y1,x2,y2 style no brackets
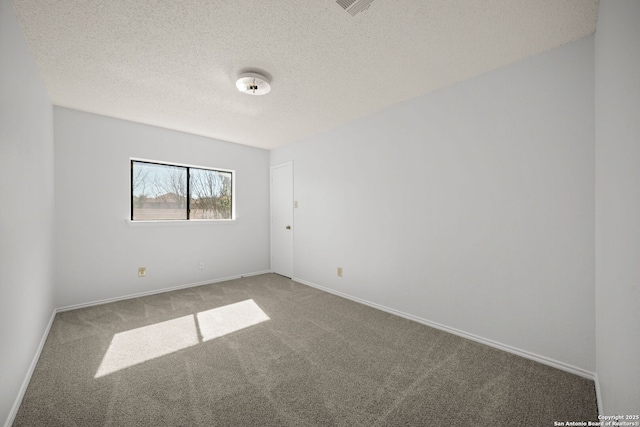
14,273,598,426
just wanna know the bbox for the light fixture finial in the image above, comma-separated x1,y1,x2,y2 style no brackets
236,72,271,96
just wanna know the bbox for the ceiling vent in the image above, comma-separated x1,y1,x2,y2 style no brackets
336,0,374,16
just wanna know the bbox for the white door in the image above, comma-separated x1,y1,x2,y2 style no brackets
270,162,294,278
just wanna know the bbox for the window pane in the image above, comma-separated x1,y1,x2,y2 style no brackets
132,162,187,220
189,168,232,219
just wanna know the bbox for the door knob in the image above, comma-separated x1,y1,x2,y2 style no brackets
285,225,291,230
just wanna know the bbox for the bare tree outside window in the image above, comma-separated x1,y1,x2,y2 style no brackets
131,161,233,221
190,168,232,219
132,165,151,210
132,162,187,220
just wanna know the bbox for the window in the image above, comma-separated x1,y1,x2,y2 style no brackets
131,160,233,221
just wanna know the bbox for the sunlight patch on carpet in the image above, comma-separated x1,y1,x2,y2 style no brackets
95,299,269,378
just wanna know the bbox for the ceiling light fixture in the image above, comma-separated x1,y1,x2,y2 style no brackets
236,72,271,96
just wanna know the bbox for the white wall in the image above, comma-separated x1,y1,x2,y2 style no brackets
272,36,596,373
595,0,640,415
53,107,270,308
0,0,55,424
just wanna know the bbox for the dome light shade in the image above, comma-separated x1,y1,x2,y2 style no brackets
236,72,271,95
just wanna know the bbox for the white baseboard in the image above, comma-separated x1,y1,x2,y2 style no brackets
293,276,598,381
5,310,57,427
594,373,603,415
5,269,271,427
57,270,272,312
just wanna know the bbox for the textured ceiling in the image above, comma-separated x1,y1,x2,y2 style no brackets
12,0,598,150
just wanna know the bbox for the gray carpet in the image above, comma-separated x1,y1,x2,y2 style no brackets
14,273,598,426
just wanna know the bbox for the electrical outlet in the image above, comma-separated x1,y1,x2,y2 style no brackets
138,267,146,277
337,267,343,277
199,261,205,269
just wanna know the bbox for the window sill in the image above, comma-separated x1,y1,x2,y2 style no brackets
126,219,237,227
